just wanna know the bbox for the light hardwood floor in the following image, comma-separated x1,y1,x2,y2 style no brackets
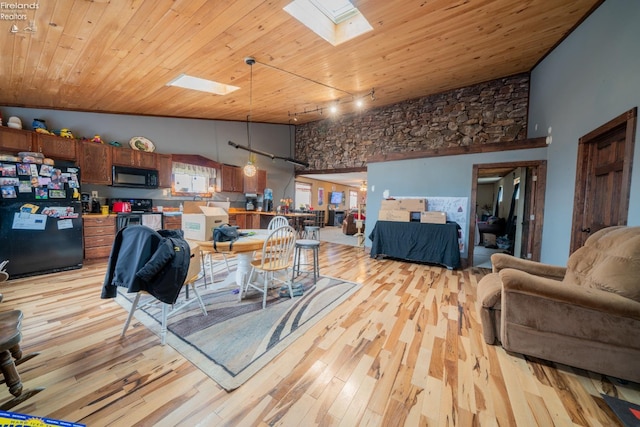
1,242,638,426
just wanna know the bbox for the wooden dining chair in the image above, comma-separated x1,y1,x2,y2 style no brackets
243,226,297,309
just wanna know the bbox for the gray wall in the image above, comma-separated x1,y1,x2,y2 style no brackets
1,107,296,205
366,147,548,258
528,0,640,264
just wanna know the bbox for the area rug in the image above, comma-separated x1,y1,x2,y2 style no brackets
601,394,640,427
115,262,361,391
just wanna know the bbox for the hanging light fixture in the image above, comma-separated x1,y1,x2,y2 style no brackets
243,57,257,177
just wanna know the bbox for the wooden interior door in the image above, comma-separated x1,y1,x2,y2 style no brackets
570,108,637,253
518,163,546,260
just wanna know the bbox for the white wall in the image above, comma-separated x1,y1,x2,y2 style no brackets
528,0,640,264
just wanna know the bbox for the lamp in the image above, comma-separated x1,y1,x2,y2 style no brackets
244,57,257,177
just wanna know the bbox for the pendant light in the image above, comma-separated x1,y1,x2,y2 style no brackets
243,57,257,177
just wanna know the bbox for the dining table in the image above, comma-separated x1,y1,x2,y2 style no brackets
189,229,270,292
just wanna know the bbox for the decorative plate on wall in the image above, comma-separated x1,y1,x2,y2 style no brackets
129,136,155,152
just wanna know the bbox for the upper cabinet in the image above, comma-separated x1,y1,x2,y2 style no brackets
112,146,157,169
0,127,33,152
243,169,267,194
157,153,172,188
79,141,112,185
221,164,243,192
0,127,77,160
35,133,77,160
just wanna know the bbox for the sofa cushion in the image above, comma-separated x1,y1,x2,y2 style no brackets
564,226,640,303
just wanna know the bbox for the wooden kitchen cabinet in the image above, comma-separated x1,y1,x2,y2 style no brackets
0,127,33,152
36,133,77,160
79,141,112,185
243,169,267,194
162,214,182,230
157,153,173,188
221,164,243,192
83,215,116,259
112,146,157,169
245,213,260,229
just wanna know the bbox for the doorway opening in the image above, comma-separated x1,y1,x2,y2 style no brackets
469,160,547,268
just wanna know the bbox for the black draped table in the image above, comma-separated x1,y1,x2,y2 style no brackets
368,221,461,269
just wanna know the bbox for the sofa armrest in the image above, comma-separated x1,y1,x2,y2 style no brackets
491,253,566,279
499,268,640,320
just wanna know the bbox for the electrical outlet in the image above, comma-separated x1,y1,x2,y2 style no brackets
91,191,98,198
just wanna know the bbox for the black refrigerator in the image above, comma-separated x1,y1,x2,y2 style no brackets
0,161,83,279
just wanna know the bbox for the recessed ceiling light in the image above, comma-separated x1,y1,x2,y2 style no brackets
284,0,372,46
167,74,240,95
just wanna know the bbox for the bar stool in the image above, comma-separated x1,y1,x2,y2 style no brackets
304,226,320,240
292,239,320,284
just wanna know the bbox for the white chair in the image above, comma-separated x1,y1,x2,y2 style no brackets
243,225,297,309
267,215,289,230
199,248,232,284
121,241,207,345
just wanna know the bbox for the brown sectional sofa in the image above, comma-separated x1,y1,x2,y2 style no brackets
477,226,640,383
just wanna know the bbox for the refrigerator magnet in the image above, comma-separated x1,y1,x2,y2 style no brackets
17,163,31,175
30,176,40,187
39,164,53,176
18,181,32,193
1,164,16,176
0,177,19,186
1,186,17,198
49,190,66,198
35,188,48,199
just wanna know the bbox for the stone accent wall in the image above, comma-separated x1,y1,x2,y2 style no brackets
295,73,529,170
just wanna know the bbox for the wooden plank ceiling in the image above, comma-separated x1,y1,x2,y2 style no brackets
0,0,601,125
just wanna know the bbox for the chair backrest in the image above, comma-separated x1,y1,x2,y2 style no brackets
259,225,296,271
185,241,201,284
268,215,289,230
564,226,640,302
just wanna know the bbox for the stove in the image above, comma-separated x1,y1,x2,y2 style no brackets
108,198,163,231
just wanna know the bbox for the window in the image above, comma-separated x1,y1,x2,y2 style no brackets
171,162,216,196
295,181,312,209
283,0,372,46
349,190,358,210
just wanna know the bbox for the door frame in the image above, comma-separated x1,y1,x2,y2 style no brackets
570,107,637,253
469,160,547,266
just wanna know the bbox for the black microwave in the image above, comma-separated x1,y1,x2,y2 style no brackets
112,165,159,189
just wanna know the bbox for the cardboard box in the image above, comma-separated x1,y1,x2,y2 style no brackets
380,199,401,210
181,203,229,241
420,211,447,224
380,198,427,211
378,209,410,222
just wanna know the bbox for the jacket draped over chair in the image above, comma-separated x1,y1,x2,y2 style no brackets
101,226,191,304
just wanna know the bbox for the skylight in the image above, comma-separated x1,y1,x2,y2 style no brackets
309,0,359,24
284,0,372,46
166,74,240,95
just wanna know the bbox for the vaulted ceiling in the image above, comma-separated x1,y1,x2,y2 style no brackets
0,0,601,125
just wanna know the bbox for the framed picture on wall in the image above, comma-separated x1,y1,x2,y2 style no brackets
318,188,324,205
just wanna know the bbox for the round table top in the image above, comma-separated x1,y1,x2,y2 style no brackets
190,229,269,253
